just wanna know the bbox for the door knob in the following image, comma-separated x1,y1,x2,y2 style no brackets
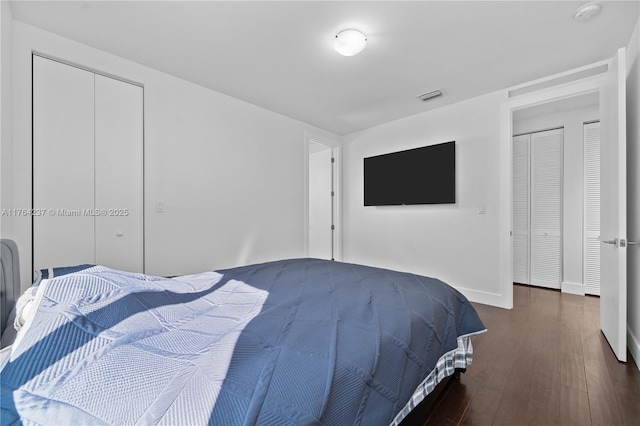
601,238,618,246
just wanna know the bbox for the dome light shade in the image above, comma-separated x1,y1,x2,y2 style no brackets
333,29,367,56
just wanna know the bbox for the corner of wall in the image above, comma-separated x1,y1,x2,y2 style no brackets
1,0,14,238
626,15,640,371
628,327,640,371
626,18,640,370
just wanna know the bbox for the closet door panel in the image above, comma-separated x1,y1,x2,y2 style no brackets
94,75,143,273
530,129,563,289
33,56,95,270
530,234,562,287
512,134,530,284
584,122,601,295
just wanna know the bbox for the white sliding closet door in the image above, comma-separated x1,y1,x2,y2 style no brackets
511,128,563,289
530,129,563,289
33,55,143,273
512,134,530,284
33,56,96,268
584,122,601,295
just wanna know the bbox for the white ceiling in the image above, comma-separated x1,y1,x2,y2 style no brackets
9,1,640,135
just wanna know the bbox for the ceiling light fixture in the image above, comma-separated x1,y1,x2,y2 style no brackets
334,29,367,56
574,2,602,21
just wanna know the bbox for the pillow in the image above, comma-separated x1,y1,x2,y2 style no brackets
38,264,94,280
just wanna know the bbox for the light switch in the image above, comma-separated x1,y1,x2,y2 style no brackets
478,205,487,214
156,200,165,213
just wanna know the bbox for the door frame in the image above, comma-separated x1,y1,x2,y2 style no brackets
304,131,342,261
499,60,609,309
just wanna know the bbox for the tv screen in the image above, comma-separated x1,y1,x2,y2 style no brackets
364,141,455,206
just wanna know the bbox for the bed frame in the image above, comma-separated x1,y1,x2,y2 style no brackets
1,239,21,340
398,370,463,425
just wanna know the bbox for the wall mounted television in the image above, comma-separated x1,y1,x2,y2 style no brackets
364,141,455,206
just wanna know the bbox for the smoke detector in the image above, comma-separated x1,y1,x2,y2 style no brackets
574,2,602,21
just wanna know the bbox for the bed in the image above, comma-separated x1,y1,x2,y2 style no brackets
0,240,485,425
1,240,21,352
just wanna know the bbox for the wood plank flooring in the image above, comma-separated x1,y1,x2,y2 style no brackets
423,284,640,426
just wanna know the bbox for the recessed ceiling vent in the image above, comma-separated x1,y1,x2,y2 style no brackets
508,63,608,98
417,90,442,102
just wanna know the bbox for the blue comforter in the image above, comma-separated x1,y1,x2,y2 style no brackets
1,258,485,425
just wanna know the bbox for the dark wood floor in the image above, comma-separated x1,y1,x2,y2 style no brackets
424,284,640,426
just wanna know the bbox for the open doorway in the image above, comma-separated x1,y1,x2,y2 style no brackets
498,60,609,309
502,49,629,361
308,141,334,259
511,92,600,295
305,134,341,261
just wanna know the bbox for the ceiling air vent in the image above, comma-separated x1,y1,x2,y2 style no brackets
508,63,608,98
417,90,442,102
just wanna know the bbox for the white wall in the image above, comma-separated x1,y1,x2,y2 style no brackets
342,17,640,356
626,17,640,369
0,1,13,238
513,104,599,293
342,91,504,306
8,20,338,289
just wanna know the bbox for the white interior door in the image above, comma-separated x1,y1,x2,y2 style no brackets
94,75,144,272
530,128,563,289
599,47,627,362
584,121,601,296
33,55,144,273
33,56,96,270
308,142,333,259
512,134,530,284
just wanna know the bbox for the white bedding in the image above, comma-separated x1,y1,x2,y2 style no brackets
0,279,49,368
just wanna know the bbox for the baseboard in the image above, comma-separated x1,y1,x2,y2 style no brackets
455,286,509,309
561,281,585,296
628,327,640,372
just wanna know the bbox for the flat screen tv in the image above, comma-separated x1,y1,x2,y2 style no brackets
364,141,455,206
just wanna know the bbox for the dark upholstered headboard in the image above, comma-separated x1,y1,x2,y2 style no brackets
1,239,20,338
